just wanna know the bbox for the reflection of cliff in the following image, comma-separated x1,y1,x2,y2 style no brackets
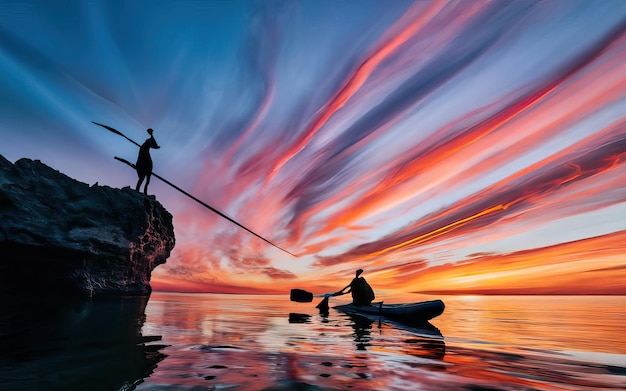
0,295,166,390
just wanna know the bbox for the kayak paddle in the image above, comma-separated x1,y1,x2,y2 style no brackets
290,288,340,315
290,288,337,302
290,288,314,302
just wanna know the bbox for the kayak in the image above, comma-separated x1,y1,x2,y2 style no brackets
334,299,445,324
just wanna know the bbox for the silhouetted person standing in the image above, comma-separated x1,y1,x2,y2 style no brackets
136,128,160,195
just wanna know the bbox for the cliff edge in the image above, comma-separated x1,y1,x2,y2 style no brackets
0,155,175,297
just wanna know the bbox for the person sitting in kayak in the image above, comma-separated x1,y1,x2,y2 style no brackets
334,269,375,306
135,128,160,195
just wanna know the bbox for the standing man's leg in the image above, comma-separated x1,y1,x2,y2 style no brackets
136,174,145,192
143,173,151,194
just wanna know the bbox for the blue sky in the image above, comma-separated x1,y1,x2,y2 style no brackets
2,0,626,294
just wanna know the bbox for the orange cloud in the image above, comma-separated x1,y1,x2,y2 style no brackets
401,230,626,295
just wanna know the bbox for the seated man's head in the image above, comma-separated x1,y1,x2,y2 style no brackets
356,269,363,277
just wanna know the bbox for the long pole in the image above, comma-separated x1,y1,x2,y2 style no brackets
93,122,296,257
92,121,141,147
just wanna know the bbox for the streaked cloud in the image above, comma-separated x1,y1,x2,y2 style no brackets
1,0,625,294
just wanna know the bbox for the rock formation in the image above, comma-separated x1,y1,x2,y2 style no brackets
0,155,175,297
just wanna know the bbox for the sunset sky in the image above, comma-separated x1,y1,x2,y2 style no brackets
1,0,625,295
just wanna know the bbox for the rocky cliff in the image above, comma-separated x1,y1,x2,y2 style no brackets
0,155,175,297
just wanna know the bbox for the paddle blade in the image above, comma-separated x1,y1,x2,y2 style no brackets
290,289,313,303
316,296,330,315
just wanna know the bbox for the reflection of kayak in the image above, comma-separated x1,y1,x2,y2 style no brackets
347,311,444,339
334,299,445,323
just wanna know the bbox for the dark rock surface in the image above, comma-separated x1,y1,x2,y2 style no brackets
0,155,175,297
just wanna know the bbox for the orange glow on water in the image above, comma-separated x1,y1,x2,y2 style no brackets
132,293,626,390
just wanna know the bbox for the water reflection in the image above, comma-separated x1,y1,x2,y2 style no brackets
127,293,625,390
345,313,446,360
0,295,166,391
347,313,375,351
2,291,624,390
288,313,311,324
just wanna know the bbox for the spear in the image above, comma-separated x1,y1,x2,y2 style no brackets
93,121,296,257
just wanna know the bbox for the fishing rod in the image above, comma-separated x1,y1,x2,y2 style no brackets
93,121,296,257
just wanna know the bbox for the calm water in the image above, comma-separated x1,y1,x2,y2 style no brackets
0,293,624,390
